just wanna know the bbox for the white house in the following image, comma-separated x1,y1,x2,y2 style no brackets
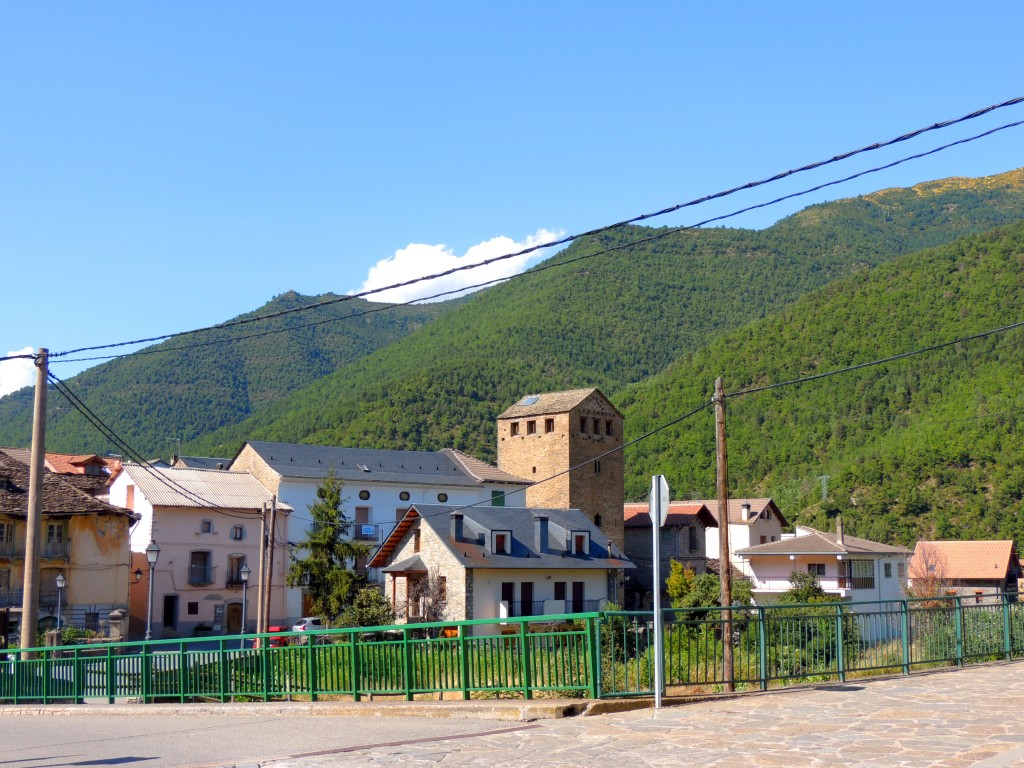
108,463,291,638
368,503,633,635
703,498,787,578
228,441,530,620
735,518,911,641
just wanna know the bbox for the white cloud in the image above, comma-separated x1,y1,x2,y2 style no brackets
354,229,565,304
0,348,36,399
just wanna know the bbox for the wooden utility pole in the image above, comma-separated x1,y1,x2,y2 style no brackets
264,495,278,628
256,502,267,634
20,349,47,657
714,376,734,692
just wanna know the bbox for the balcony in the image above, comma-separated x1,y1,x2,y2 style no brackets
0,541,22,559
39,590,60,609
500,600,548,618
188,565,216,586
353,524,381,542
41,540,71,560
0,588,22,608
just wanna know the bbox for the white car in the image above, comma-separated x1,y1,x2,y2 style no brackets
291,617,325,642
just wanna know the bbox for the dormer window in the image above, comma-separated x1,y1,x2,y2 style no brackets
491,531,512,554
570,531,590,556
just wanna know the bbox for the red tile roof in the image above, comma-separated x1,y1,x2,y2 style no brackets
910,540,1019,581
623,501,717,529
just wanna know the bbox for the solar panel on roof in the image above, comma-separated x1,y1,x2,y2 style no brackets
519,395,539,405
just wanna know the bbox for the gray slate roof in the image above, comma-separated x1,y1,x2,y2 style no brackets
736,526,911,556
172,456,232,470
372,503,633,571
236,441,528,487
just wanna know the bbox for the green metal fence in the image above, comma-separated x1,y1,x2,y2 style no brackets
2,595,1021,704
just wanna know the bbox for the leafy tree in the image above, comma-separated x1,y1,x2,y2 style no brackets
338,587,395,628
286,471,369,620
777,571,835,604
666,560,752,609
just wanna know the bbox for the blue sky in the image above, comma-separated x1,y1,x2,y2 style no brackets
2,3,1023,396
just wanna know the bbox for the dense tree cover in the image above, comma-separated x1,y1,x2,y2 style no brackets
619,220,1024,546
0,292,450,456
666,560,753,608
191,170,1024,462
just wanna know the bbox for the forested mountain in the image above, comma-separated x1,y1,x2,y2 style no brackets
189,170,1024,470
0,293,451,456
618,221,1024,545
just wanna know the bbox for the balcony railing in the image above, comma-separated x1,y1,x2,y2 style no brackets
0,588,22,608
42,540,71,560
39,590,60,609
188,565,216,586
353,524,381,542
501,600,548,618
0,541,21,559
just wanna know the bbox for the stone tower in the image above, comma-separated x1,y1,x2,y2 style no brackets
496,388,624,551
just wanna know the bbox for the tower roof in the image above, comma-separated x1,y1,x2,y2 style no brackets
497,388,620,419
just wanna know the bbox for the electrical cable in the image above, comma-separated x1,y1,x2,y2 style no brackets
49,116,1024,366
47,95,1024,361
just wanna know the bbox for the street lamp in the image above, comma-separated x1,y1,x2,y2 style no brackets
55,573,66,631
133,568,143,584
240,563,251,648
144,540,160,641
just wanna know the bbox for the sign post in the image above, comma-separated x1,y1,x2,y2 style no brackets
649,474,669,709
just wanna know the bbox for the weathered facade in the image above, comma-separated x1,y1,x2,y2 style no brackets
0,451,136,637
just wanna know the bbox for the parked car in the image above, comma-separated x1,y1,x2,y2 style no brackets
292,617,325,643
253,625,288,649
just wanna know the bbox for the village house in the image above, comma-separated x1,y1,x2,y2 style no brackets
735,517,910,605
368,503,633,635
622,501,717,608
703,498,787,578
908,540,1020,603
228,440,529,620
0,451,136,639
108,463,291,638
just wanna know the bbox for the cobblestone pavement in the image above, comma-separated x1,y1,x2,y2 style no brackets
267,663,1024,768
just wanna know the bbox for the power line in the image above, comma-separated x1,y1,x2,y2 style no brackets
49,116,1024,366
48,95,1024,361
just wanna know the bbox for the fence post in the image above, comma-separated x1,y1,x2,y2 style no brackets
458,625,470,701
1002,593,1013,661
177,642,187,703
307,639,318,702
954,597,964,667
585,616,598,699
402,627,414,701
141,643,152,703
350,633,361,702
520,621,532,700
218,639,229,703
593,615,603,698
835,604,845,683
900,600,910,675
260,644,271,702
41,649,51,704
757,606,768,691
107,645,116,704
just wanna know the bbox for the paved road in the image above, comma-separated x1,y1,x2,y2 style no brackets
6,662,1024,767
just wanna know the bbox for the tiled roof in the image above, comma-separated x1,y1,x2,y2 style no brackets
172,456,232,470
736,525,911,556
370,504,633,571
381,555,428,574
236,441,522,488
910,540,1019,581
45,453,110,474
702,498,789,528
623,501,717,529
440,449,530,485
0,451,132,518
497,388,620,419
122,464,291,511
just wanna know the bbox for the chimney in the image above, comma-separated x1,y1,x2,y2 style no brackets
836,514,845,546
534,515,549,553
741,503,751,521
450,511,464,542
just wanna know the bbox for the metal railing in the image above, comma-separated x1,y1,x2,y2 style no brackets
41,541,70,560
0,588,23,608
188,565,215,586
2,594,1023,705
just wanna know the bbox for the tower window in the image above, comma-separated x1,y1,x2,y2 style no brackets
606,420,613,436
593,418,600,433
579,417,587,433
545,418,554,433
594,460,601,474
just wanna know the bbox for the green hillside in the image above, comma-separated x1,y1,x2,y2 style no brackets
0,293,450,456
190,170,1024,465
618,221,1024,545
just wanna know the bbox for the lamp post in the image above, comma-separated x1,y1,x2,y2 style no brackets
240,563,251,648
144,540,160,641
55,573,66,631
133,568,143,585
